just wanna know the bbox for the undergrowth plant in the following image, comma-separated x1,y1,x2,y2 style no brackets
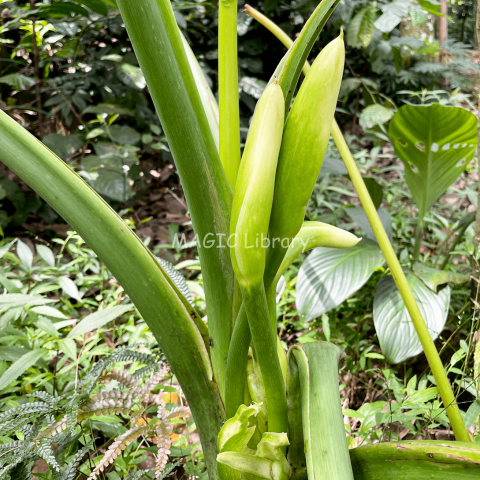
0,0,479,479
0,347,190,479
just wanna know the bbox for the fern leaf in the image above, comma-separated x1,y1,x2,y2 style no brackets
57,446,90,480
156,257,194,306
154,422,173,477
100,368,139,388
36,437,61,472
164,406,190,421
88,424,154,479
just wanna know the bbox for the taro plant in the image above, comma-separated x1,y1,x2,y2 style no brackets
0,1,478,479
296,101,477,364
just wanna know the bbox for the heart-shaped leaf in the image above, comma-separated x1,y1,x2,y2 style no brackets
373,269,450,363
296,239,384,321
412,262,470,292
389,104,477,217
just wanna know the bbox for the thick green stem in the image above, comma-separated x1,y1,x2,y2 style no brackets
117,0,234,402
225,304,250,418
412,214,425,264
242,282,288,434
331,120,471,442
247,4,471,443
0,109,225,479
219,0,241,188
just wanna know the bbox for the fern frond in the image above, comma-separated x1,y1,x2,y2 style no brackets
57,446,90,480
125,469,149,480
36,437,61,472
0,440,25,450
164,406,190,421
88,424,154,479
100,368,139,388
154,422,173,477
0,415,33,436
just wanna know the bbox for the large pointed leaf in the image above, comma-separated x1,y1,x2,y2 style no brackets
346,5,378,48
412,262,469,293
296,239,384,321
388,104,477,216
346,207,393,242
373,269,450,363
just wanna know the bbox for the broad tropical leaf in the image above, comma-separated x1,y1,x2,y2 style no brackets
346,207,393,242
388,104,477,217
296,239,384,321
373,269,450,363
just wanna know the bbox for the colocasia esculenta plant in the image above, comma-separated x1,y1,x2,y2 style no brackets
0,1,478,479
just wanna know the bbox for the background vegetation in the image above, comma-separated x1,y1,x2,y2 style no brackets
0,0,479,478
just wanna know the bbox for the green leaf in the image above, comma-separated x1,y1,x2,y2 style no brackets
0,346,29,362
350,440,480,479
67,304,134,339
0,294,55,309
416,0,443,16
373,269,450,363
58,338,77,360
0,349,48,391
288,343,354,479
412,262,470,292
37,316,60,338
403,387,439,405
347,6,377,48
0,74,36,90
116,63,146,90
74,0,109,15
117,0,235,415
59,277,82,302
296,239,384,321
363,178,384,210
464,399,480,429
108,125,141,145
43,133,83,160
359,105,394,131
39,2,89,17
389,104,477,217
277,0,341,112
319,154,348,175
374,11,401,33
16,239,33,270
36,244,56,267
0,105,221,480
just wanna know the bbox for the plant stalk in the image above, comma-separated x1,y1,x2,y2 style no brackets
117,0,235,402
246,4,471,442
331,120,471,442
242,282,288,434
412,214,424,264
219,0,241,189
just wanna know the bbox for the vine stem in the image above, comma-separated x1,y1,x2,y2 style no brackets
219,0,241,188
244,3,471,443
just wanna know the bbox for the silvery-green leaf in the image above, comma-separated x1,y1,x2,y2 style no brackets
67,304,134,339
389,104,477,217
296,239,384,321
36,244,56,267
373,269,450,363
16,239,33,271
59,277,82,302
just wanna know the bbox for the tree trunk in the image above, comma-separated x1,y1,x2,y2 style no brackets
472,2,480,304
438,0,448,45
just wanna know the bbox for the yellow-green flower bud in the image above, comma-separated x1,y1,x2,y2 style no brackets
231,82,285,288
268,33,345,272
